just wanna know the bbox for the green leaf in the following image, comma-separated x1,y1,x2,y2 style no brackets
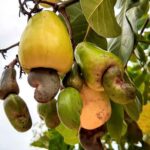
85,27,107,50
107,102,124,141
31,133,49,149
108,1,134,65
56,123,79,145
126,0,149,33
124,98,142,121
80,0,121,37
66,3,107,49
31,129,75,150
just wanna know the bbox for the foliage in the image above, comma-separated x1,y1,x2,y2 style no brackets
0,0,150,150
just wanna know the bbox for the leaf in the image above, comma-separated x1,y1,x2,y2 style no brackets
31,133,49,149
85,27,107,50
66,3,107,49
56,123,79,145
124,98,142,121
126,0,149,33
107,102,124,141
108,1,134,65
31,129,75,150
80,0,121,37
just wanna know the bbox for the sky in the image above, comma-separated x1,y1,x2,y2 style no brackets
0,0,47,150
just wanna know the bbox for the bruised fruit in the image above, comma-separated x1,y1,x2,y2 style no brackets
103,66,136,104
28,68,60,103
0,68,19,100
79,126,105,150
18,10,73,75
3,94,32,132
80,84,111,130
63,63,83,91
37,99,60,128
75,42,123,91
57,87,83,130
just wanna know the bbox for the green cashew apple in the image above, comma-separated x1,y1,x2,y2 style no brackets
3,94,32,132
37,99,60,128
28,68,60,103
75,42,136,104
0,68,19,100
63,63,83,91
18,10,73,75
103,66,136,104
75,42,123,91
57,87,83,130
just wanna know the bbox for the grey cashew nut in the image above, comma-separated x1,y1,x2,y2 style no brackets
28,68,60,103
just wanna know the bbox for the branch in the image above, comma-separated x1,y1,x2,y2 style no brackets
0,42,19,59
40,0,79,11
59,8,75,49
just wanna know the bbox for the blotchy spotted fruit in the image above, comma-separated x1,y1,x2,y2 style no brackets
18,10,73,75
75,42,123,91
80,84,111,130
103,66,136,104
57,87,83,130
63,63,83,91
37,99,60,128
28,68,60,103
0,68,19,100
3,94,32,132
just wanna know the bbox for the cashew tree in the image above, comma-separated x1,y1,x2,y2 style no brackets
0,0,150,149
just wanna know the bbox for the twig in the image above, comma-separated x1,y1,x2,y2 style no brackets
0,42,19,59
59,8,75,49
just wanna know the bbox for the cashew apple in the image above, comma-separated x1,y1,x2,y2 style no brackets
0,68,19,100
57,87,83,130
80,84,111,130
18,10,73,75
3,94,32,132
75,42,136,104
37,99,60,128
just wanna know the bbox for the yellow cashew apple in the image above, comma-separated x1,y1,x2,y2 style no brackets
18,10,73,75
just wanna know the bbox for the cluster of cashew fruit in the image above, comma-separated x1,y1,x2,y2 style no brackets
0,10,136,149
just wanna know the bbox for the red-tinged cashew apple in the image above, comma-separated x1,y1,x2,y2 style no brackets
0,67,19,100
18,10,73,102
80,84,111,130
